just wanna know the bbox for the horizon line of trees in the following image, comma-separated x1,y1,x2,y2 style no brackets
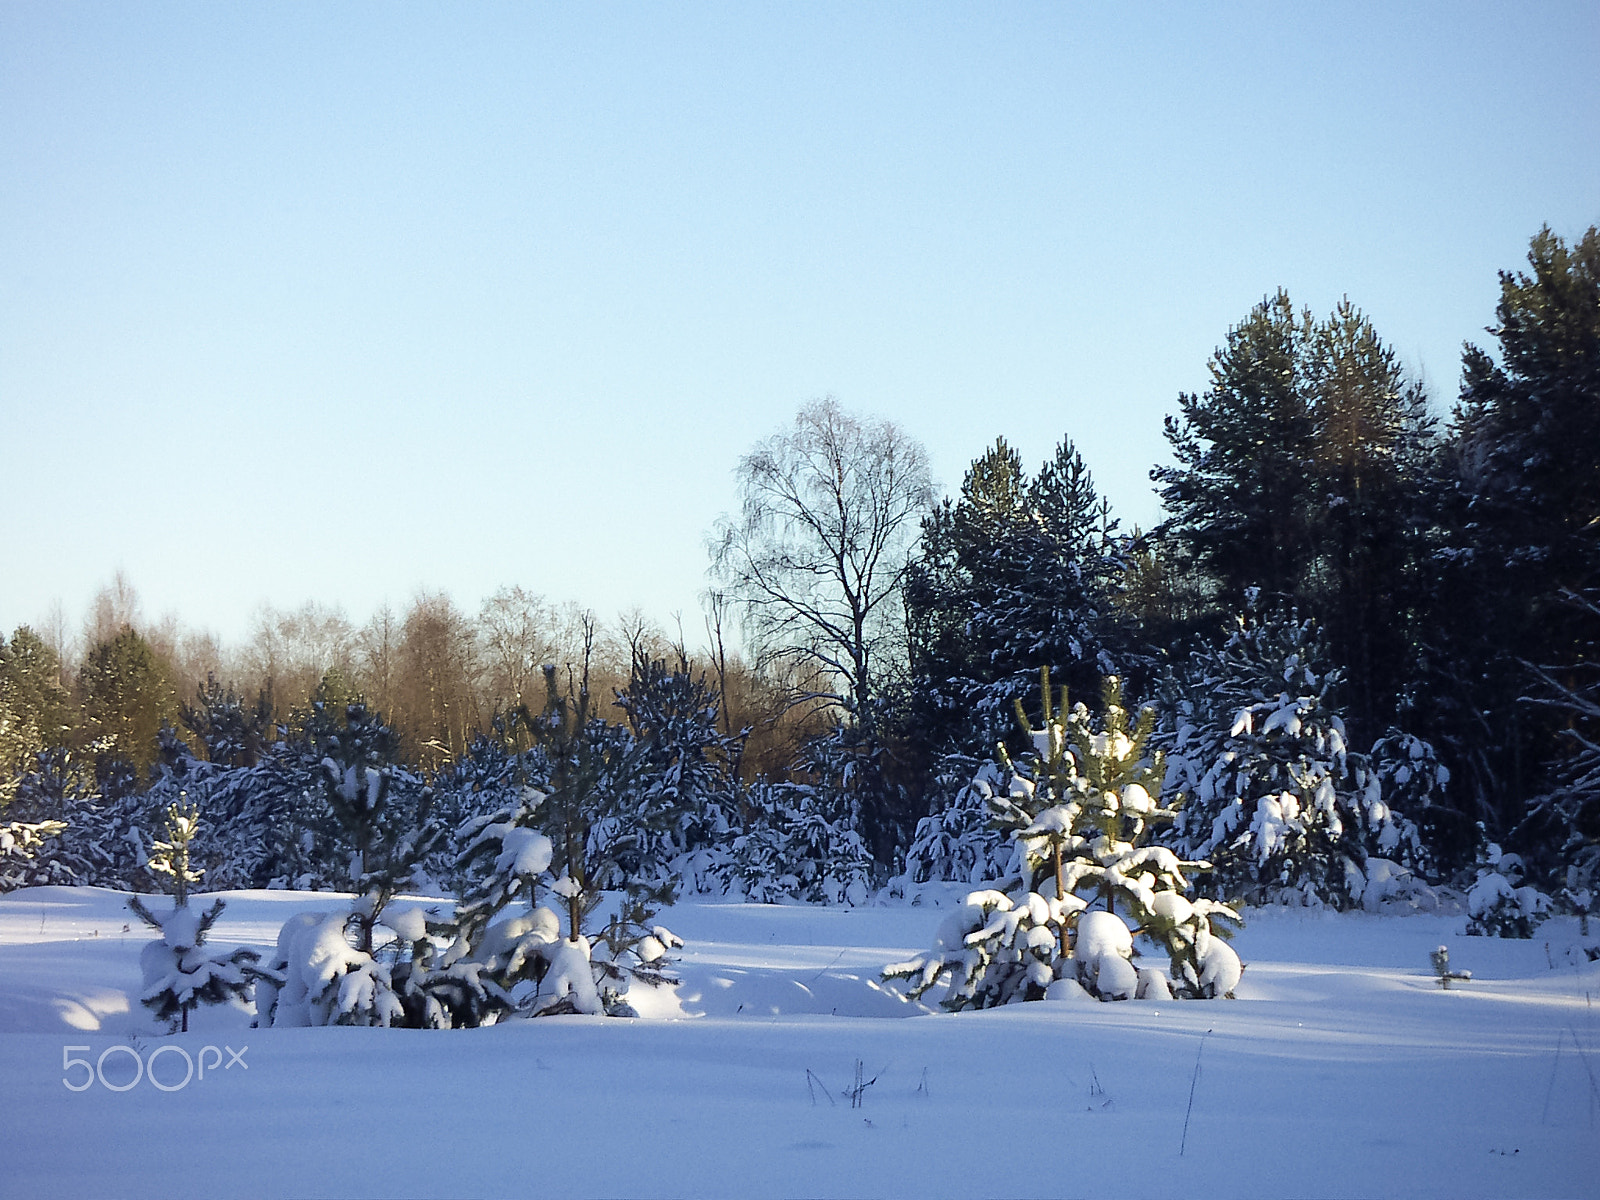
4,222,1596,908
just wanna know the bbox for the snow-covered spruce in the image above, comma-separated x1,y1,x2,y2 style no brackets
610,654,745,897
257,704,486,1028
720,774,872,906
1465,842,1551,938
0,817,66,892
887,759,1012,900
3,745,147,889
127,800,258,1033
443,665,683,1018
885,672,1240,1008
1159,599,1424,909
142,724,310,891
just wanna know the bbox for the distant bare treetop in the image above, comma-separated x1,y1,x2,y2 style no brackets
710,397,933,734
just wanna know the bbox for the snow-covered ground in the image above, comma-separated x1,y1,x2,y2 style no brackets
1,885,1596,1199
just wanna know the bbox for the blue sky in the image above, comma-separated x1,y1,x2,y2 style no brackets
4,2,1597,652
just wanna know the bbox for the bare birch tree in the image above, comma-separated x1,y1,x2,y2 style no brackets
710,398,933,740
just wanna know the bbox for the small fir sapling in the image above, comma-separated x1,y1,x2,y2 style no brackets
1465,841,1552,938
885,672,1241,1009
449,664,683,1017
257,704,458,1028
0,817,66,892
1429,945,1471,988
127,799,258,1033
1003,673,1242,1000
889,759,1013,897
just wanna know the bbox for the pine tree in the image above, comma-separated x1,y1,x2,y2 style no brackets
78,625,178,788
0,816,67,892
255,702,448,1028
0,627,73,748
724,773,874,905
907,437,1129,764
1,626,73,799
180,672,273,768
450,664,679,1018
313,701,443,953
1158,599,1419,908
1153,294,1437,748
1418,225,1600,840
611,653,744,895
0,675,39,807
1154,292,1319,609
127,800,258,1033
428,718,535,901
886,672,1240,1009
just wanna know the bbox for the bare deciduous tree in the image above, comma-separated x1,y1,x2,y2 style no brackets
357,603,402,721
477,586,557,711
396,591,483,768
710,397,933,739
241,601,356,720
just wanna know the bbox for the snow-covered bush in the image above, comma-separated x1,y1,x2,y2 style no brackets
446,666,683,1018
886,888,1069,1007
4,746,147,888
1465,843,1551,938
256,909,402,1027
887,759,1011,899
127,801,258,1033
1160,601,1421,909
722,778,872,905
1352,857,1442,913
885,672,1240,1009
0,817,66,892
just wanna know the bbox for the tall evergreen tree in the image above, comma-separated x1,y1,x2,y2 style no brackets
77,626,178,787
1153,293,1436,748
907,436,1127,762
1406,226,1600,852
1,627,74,780
1305,303,1438,739
1154,292,1319,609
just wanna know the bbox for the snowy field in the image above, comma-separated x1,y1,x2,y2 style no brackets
0,886,1596,1199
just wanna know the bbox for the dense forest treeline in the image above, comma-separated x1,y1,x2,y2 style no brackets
2,224,1597,913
